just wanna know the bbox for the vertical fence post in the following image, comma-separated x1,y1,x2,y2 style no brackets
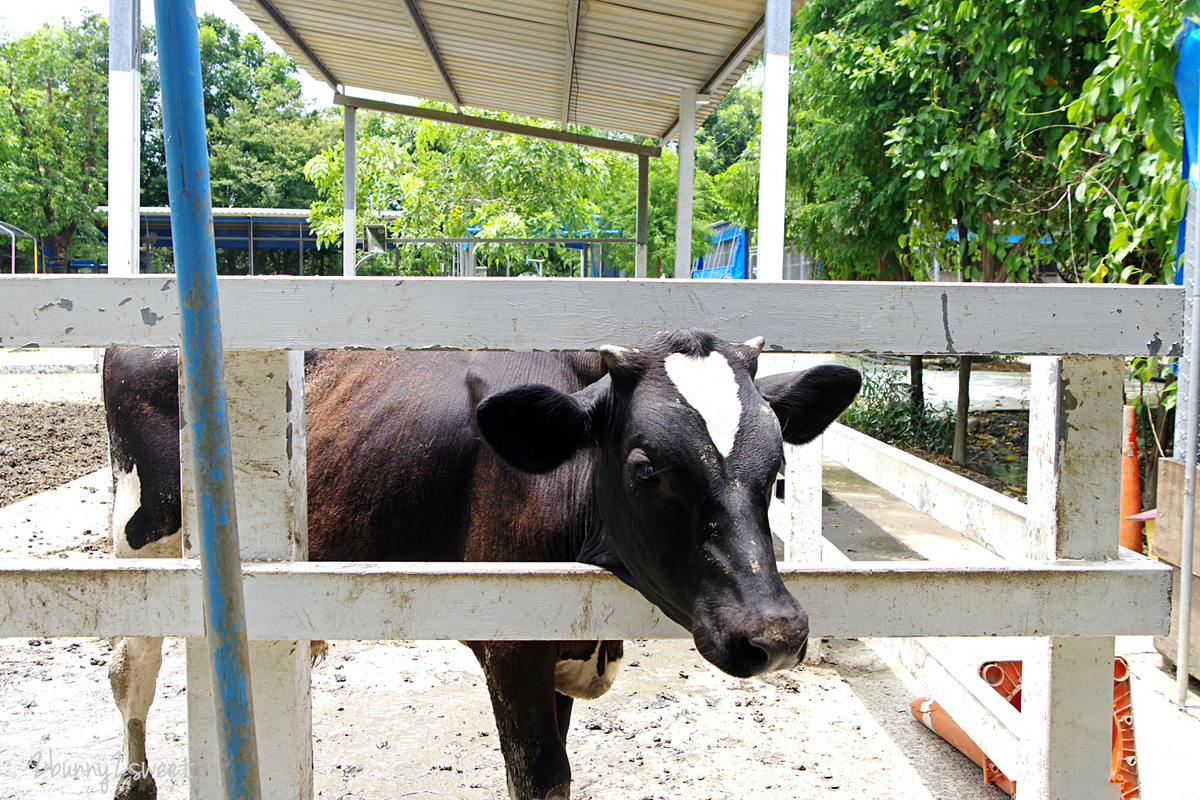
183,352,311,799
1024,355,1122,799
153,0,262,796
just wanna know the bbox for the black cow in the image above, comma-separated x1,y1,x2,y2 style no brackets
102,329,860,800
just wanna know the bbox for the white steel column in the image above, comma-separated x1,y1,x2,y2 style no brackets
635,153,649,278
673,87,696,279
755,0,790,281
1023,355,1122,799
107,0,141,276
182,351,311,800
342,106,357,277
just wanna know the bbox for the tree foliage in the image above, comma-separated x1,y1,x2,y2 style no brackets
1055,0,1190,282
877,0,1108,282
304,110,710,276
786,0,916,279
0,15,108,262
141,14,338,208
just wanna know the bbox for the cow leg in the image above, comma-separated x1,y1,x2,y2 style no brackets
555,693,574,744
470,641,572,800
108,446,182,800
109,635,164,800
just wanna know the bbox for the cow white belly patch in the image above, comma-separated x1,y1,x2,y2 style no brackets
664,352,742,458
554,643,622,700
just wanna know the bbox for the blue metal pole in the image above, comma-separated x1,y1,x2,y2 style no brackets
153,0,262,796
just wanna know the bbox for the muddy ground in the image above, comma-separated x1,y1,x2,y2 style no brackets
0,372,1004,799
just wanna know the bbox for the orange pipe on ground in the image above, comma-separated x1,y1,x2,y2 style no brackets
909,697,1017,796
1120,404,1145,553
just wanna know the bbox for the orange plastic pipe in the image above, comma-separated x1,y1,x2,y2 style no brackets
1120,404,1145,553
909,697,1017,796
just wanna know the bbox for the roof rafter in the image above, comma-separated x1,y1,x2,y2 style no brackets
658,14,764,144
396,0,463,111
335,93,661,158
560,0,580,129
248,0,341,88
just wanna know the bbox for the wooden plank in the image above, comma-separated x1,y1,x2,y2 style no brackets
0,558,1170,640
822,423,1028,560
0,277,1181,355
1153,565,1200,680
1153,457,1200,571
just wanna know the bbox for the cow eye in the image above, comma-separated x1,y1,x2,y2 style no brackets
627,450,660,488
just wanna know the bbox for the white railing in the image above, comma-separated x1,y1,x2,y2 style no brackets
0,274,1179,800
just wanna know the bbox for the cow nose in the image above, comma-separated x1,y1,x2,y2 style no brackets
701,608,809,678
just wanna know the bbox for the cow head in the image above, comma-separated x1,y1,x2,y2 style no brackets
475,329,860,678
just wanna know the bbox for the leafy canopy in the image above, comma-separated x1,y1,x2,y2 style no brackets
0,15,109,261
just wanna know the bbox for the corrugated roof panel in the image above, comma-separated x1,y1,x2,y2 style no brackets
229,0,778,138
426,0,566,28
580,2,745,57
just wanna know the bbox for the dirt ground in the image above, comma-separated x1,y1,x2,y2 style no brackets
0,402,107,507
0,371,1006,800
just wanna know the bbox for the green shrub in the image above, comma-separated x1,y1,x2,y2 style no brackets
839,366,954,455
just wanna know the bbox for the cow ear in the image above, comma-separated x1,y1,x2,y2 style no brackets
476,383,594,473
756,364,862,445
730,336,765,377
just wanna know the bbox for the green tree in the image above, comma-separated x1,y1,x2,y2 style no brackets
0,15,108,263
696,83,761,176
877,0,1108,283
1055,0,1190,283
141,14,338,208
306,109,643,275
786,0,916,279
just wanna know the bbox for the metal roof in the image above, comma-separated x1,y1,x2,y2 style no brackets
229,0,792,141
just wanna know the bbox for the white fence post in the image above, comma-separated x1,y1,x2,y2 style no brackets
773,440,824,561
182,350,311,799
1023,355,1122,799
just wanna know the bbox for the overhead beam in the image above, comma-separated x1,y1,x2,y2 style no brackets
560,0,581,128
249,0,340,88
396,0,462,111
334,94,662,158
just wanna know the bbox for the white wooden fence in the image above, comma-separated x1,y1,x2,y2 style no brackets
0,275,1180,799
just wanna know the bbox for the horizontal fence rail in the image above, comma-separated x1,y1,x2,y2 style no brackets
0,557,1170,641
0,276,1183,355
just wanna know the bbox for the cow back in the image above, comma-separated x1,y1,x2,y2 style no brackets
304,350,604,564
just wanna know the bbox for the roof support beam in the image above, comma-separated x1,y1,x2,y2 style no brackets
249,0,340,88
335,94,661,158
674,86,696,279
560,0,580,129
396,0,462,111
635,153,649,278
756,0,790,281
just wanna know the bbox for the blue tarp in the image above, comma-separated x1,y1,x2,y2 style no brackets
693,223,749,279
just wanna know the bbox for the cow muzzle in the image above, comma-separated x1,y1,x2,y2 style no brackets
692,600,809,678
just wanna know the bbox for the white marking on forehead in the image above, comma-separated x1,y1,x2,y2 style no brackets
664,351,742,458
